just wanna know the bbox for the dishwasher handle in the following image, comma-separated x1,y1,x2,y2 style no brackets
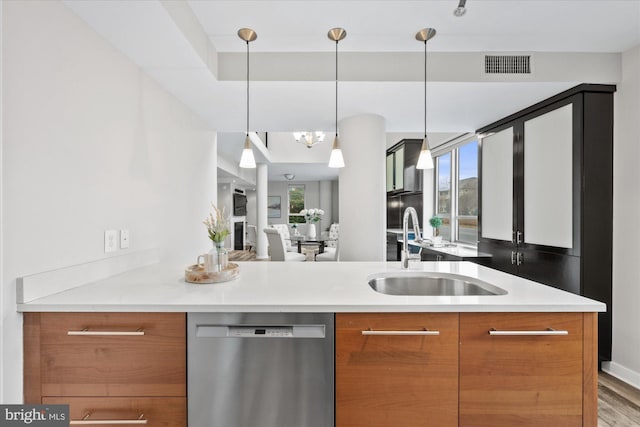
195,324,326,338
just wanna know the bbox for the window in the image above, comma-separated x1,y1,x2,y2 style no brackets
437,153,452,239
457,141,478,244
434,139,478,245
288,184,305,223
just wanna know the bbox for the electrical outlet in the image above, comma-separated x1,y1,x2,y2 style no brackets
120,229,130,249
104,230,118,253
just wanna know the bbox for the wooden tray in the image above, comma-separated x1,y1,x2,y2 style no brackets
185,263,240,284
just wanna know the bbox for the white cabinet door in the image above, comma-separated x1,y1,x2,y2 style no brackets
386,154,394,192
524,104,573,248
481,127,514,241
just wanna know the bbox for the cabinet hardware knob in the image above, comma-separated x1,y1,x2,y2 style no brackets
362,328,439,336
510,251,516,265
67,327,145,336
516,252,523,266
516,230,523,244
488,328,568,336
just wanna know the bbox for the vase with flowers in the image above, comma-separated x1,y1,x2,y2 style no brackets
203,204,230,271
300,208,324,240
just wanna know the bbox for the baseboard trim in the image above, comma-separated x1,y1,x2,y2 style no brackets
602,361,640,390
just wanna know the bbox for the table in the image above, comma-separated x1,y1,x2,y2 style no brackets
297,239,325,255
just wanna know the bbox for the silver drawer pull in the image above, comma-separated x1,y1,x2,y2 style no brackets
70,413,147,425
489,328,568,336
67,328,145,336
362,328,439,336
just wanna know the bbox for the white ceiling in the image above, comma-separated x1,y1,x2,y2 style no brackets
190,0,640,53
63,0,640,181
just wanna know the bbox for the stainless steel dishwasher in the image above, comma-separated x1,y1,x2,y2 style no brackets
188,312,334,427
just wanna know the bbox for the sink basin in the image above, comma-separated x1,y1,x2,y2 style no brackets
368,273,508,296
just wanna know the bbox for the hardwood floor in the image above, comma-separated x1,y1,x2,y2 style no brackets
218,256,640,426
599,372,640,426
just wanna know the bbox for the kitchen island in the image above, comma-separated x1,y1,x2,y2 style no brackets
17,261,604,313
18,261,605,427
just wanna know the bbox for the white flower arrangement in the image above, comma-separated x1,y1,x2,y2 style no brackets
203,203,230,244
299,208,324,223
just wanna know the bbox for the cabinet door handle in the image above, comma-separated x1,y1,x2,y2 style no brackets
70,413,147,425
362,329,439,336
67,328,145,336
516,252,523,266
510,251,516,265
489,328,568,336
516,230,523,244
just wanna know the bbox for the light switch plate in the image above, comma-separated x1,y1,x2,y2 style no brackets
104,230,118,253
120,229,130,249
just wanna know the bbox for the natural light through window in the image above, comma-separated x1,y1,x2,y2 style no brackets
435,139,478,245
288,184,305,223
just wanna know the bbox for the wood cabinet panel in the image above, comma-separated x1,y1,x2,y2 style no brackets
459,312,584,427
336,313,458,427
39,312,186,397
43,397,185,427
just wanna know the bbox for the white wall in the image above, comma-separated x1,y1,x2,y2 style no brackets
605,44,640,388
267,180,336,234
2,1,217,402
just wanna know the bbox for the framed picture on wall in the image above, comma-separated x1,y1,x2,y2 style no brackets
268,196,281,218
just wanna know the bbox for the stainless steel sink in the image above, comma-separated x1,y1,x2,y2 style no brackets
368,273,508,296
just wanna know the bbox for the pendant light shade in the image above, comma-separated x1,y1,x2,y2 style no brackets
239,134,256,168
238,28,257,169
415,28,436,170
328,135,345,168
328,27,346,169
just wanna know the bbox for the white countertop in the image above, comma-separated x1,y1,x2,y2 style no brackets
408,241,492,258
17,261,606,313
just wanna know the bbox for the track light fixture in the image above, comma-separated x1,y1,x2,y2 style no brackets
454,0,467,17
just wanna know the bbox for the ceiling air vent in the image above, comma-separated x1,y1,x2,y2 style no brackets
484,54,532,74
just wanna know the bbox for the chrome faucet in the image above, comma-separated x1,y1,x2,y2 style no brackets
401,207,422,269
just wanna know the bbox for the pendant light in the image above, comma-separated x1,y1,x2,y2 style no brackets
328,27,346,168
415,28,436,170
238,28,257,169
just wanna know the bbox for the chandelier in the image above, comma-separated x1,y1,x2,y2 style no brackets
293,131,326,148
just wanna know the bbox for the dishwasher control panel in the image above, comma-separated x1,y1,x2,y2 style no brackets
229,326,293,337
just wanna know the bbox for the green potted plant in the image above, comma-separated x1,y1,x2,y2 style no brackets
429,216,443,237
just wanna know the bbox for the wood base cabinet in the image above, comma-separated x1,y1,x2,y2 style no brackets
24,312,186,427
337,312,598,427
336,313,459,427
460,312,598,427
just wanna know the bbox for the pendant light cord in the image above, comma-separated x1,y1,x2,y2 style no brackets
246,40,250,136
424,39,427,139
335,39,339,136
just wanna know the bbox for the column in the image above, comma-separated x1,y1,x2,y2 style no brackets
338,114,386,261
319,180,333,233
255,163,269,259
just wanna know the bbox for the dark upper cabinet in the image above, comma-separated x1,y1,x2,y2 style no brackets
386,139,423,194
476,83,615,363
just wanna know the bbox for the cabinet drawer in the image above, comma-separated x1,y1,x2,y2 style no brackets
43,397,185,427
336,313,458,427
39,313,185,397
459,312,583,427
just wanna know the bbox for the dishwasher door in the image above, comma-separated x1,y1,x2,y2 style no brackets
188,313,334,427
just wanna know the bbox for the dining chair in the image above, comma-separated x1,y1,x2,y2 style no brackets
316,238,339,262
264,228,306,262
